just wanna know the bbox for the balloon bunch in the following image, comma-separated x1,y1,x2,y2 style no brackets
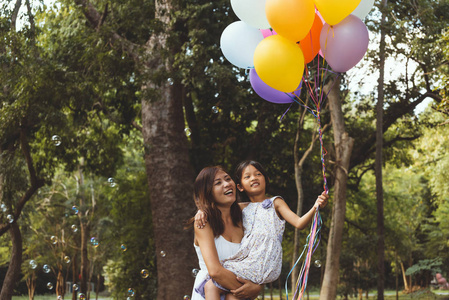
220,0,374,100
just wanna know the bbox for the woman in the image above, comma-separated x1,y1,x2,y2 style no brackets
189,166,262,300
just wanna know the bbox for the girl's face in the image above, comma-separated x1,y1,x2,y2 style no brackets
237,165,266,196
212,170,236,207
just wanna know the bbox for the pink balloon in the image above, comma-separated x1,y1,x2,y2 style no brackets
260,28,277,38
319,14,369,72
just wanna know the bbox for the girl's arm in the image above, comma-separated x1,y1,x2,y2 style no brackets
194,224,243,290
274,191,328,229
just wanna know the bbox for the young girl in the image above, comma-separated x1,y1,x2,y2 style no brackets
196,160,328,300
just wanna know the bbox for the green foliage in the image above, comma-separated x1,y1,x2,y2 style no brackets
405,258,442,276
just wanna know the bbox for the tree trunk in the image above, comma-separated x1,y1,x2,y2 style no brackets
376,2,388,299
78,164,90,296
0,222,23,300
56,263,65,299
400,261,409,292
320,76,354,300
26,273,36,300
141,1,197,298
291,108,307,289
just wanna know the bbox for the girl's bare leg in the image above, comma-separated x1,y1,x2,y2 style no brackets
204,279,223,300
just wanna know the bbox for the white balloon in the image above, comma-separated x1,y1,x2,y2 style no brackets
351,0,375,19
231,0,271,29
220,21,264,69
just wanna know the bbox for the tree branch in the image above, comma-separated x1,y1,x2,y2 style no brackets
0,128,44,237
73,0,140,62
11,0,22,31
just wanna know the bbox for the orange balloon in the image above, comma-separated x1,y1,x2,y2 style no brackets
299,13,324,63
266,0,315,43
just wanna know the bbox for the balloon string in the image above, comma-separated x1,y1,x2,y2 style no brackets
285,209,322,300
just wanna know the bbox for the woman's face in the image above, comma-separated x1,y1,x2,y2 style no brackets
212,170,236,207
237,164,266,196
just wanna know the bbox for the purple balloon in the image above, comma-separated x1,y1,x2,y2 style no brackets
249,69,302,104
320,15,369,73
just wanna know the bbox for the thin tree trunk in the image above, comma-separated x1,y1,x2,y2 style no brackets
0,222,23,300
400,261,409,292
292,107,308,288
77,163,90,296
26,273,36,300
56,263,65,299
320,76,354,300
376,2,388,299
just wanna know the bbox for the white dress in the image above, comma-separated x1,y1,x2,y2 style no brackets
221,197,285,284
191,235,241,300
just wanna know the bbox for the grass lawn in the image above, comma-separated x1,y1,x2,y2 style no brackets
12,294,112,300
259,289,449,300
11,290,449,299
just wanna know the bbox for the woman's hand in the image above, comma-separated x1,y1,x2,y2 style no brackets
230,277,262,299
314,191,329,209
194,210,207,229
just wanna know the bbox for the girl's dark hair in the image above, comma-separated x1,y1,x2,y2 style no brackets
234,160,270,202
187,166,242,237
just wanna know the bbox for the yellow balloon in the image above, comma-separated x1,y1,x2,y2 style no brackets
253,35,304,93
314,0,362,25
266,0,315,42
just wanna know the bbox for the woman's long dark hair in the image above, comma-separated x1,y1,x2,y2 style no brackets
187,166,242,237
234,160,270,202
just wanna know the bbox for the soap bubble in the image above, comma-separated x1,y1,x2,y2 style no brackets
6,214,14,223
90,237,99,248
107,177,116,187
211,106,219,114
79,293,86,300
140,269,149,279
121,244,127,252
52,135,62,146
314,260,322,268
167,78,174,85
43,264,51,273
0,203,6,212
71,205,79,214
51,236,58,244
73,284,79,291
47,282,53,290
184,128,192,137
64,256,71,264
71,224,78,233
160,250,166,257
29,260,37,269
184,295,191,300
191,268,199,278
128,288,135,297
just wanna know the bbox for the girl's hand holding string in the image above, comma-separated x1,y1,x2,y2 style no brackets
314,191,329,210
194,210,207,229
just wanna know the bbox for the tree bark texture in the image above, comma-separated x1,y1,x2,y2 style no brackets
320,76,354,300
0,222,23,300
141,1,197,297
